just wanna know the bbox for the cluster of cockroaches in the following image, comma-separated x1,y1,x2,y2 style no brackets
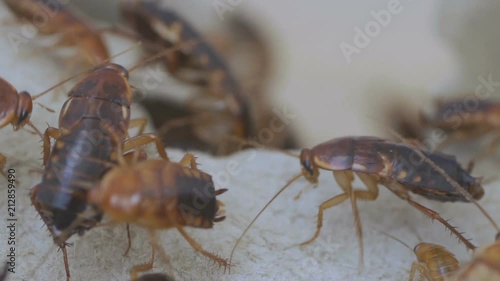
0,0,499,280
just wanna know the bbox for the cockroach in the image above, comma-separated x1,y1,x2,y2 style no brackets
120,0,254,154
3,0,109,68
0,73,80,137
374,229,461,281
88,150,228,280
423,99,500,152
31,42,196,281
230,136,484,270
136,13,297,155
136,273,175,281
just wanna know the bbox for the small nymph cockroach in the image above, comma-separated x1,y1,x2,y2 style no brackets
374,229,461,281
88,151,228,280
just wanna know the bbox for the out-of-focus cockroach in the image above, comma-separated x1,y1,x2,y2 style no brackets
230,136,485,270
373,228,460,281
3,0,109,68
120,0,254,155
420,99,500,152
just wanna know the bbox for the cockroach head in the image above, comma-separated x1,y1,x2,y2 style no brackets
13,91,33,130
469,177,485,200
300,148,319,184
103,63,129,80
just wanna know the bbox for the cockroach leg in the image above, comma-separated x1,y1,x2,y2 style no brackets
124,224,132,257
130,245,155,281
300,171,379,270
123,133,169,160
178,153,198,169
176,226,229,268
129,118,149,136
42,127,62,165
385,180,475,250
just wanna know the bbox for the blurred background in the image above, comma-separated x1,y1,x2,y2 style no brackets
68,0,500,147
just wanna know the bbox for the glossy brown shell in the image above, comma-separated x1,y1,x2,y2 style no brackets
309,136,482,202
414,243,460,281
33,64,131,245
0,78,18,128
89,159,221,230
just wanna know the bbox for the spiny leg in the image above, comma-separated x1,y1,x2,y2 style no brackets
299,170,351,246
178,153,198,169
123,133,169,161
409,262,432,281
42,127,61,165
176,226,229,269
130,244,155,281
405,198,475,250
26,122,44,139
350,172,380,270
60,244,71,281
300,194,349,247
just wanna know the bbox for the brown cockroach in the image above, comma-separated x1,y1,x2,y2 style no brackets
3,0,109,67
0,73,82,137
120,0,254,154
422,99,500,152
136,12,297,155
230,136,484,270
87,149,228,280
31,42,197,281
390,98,500,153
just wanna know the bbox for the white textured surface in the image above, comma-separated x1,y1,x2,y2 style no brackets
1,1,500,281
